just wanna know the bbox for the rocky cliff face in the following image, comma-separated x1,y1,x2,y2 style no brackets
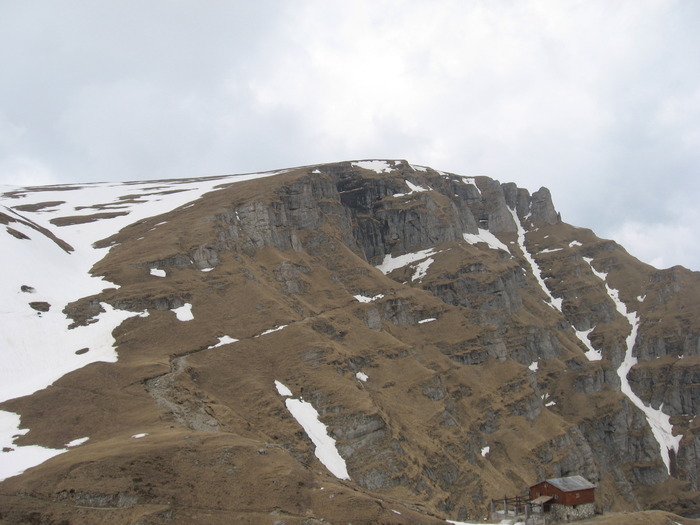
0,159,698,524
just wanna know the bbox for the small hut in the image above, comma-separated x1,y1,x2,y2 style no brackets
529,475,595,522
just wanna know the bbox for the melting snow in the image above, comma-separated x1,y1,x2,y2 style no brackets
637,295,646,302
529,361,539,372
539,247,563,254
355,371,368,382
569,240,582,247
351,160,393,173
463,229,510,253
274,381,349,480
376,248,438,275
131,433,148,439
150,268,166,277
418,317,436,324
410,164,428,172
481,446,490,457
509,208,562,311
172,303,194,321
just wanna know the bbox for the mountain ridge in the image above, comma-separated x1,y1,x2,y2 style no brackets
0,159,698,524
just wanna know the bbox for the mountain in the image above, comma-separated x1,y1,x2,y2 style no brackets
0,159,698,524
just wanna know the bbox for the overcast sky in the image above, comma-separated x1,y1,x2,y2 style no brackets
1,1,699,270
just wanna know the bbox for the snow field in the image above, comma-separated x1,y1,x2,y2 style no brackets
0,169,287,481
274,381,349,480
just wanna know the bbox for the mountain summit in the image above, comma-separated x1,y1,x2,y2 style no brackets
1,160,698,523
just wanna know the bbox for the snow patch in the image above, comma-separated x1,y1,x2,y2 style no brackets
131,433,148,439
412,257,434,281
256,325,288,337
65,436,89,447
539,247,563,254
275,380,293,397
150,268,166,277
275,381,349,480
576,327,602,361
410,164,427,172
460,177,481,195
354,294,384,303
463,229,510,253
352,160,393,173
637,295,646,302
394,179,430,197
172,303,194,321
583,257,608,281
569,240,582,247
208,335,239,349
406,180,429,193
355,371,368,382
418,317,436,324
528,361,539,372
481,446,490,457
376,248,438,275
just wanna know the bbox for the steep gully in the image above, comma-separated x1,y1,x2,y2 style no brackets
509,204,681,475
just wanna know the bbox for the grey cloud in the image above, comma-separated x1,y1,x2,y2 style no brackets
1,1,699,270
